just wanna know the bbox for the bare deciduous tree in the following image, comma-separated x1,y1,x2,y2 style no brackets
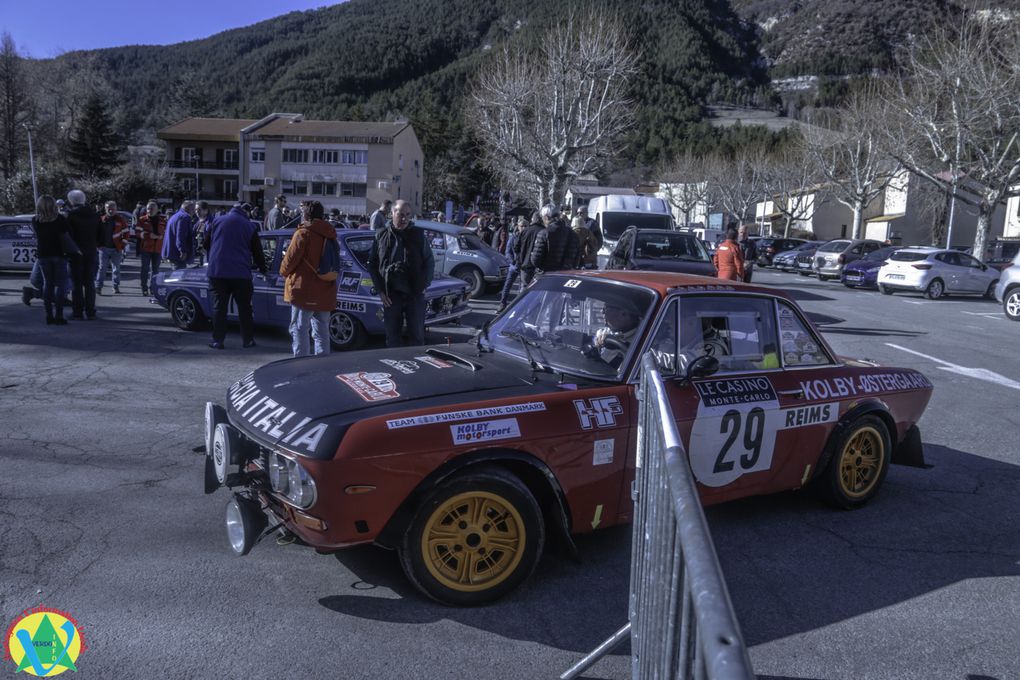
468,6,637,206
883,20,1020,255
761,142,826,237
706,146,767,225
0,32,29,180
657,151,713,226
804,91,890,239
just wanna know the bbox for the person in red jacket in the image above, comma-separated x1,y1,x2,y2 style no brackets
135,201,166,296
279,201,339,356
713,227,745,281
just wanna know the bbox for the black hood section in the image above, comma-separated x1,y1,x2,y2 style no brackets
225,344,561,459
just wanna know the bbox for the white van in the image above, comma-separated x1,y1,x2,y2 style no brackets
588,194,675,268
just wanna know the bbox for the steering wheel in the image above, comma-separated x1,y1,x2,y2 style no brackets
602,336,628,353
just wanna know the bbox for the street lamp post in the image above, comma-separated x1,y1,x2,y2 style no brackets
190,152,200,202
23,123,38,207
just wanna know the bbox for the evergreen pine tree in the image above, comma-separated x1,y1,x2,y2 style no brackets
67,94,120,177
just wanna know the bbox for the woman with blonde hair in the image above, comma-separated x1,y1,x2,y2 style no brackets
33,195,72,325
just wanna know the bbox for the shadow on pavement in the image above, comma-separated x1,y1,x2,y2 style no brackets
819,325,928,338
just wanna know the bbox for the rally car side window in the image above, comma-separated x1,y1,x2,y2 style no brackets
346,236,373,269
678,296,779,374
776,301,833,367
261,237,279,266
647,300,679,376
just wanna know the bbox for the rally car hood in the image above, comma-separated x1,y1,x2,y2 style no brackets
225,344,556,459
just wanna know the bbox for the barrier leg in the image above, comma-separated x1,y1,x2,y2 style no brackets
559,622,631,680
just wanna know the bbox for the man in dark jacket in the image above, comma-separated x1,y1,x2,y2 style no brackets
163,200,196,269
514,211,545,287
203,204,267,349
530,204,580,275
367,200,435,347
65,189,102,319
737,224,757,283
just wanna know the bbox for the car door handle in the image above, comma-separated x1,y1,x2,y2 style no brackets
777,388,805,399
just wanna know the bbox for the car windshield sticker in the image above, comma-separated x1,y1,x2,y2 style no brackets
336,372,400,402
380,359,418,375
338,272,360,293
689,378,780,488
451,418,521,446
574,397,623,429
593,439,615,465
386,402,546,429
800,372,931,399
564,279,582,288
338,300,367,313
415,355,453,369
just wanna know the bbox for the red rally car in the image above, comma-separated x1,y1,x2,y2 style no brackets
204,271,933,605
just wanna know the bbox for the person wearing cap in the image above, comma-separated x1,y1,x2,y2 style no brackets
202,203,267,349
591,300,642,368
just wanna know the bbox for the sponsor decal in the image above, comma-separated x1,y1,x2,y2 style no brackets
693,377,777,407
779,403,838,429
415,355,453,369
338,271,361,293
798,372,931,400
386,402,546,429
3,606,85,676
380,359,418,375
360,278,374,288
564,279,582,288
337,300,367,313
227,373,329,453
593,439,615,466
275,296,288,306
574,397,624,430
199,289,207,298
337,372,400,402
451,418,521,446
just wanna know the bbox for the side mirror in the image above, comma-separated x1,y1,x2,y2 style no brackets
981,264,988,271
687,354,720,380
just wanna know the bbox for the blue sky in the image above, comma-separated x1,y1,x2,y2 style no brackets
2,0,339,58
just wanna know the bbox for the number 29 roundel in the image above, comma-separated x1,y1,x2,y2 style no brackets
688,377,779,488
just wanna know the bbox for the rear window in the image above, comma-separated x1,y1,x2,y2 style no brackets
890,251,930,262
758,238,776,248
634,233,710,262
818,240,849,253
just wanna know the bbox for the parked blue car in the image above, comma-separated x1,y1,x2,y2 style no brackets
153,229,471,350
841,245,899,289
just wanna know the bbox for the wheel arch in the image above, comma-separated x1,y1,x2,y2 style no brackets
375,448,575,552
811,400,901,481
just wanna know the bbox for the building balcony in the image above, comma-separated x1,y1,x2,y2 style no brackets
169,160,240,172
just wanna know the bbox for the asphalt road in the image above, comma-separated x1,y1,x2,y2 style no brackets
0,262,1017,680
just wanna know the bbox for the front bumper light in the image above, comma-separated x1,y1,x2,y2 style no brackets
267,451,316,509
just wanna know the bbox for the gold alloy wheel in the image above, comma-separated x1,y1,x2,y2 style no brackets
838,426,885,498
421,491,526,593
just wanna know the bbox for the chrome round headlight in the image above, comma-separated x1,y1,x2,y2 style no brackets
269,453,289,494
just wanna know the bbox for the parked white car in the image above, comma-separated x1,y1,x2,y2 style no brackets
877,247,1000,299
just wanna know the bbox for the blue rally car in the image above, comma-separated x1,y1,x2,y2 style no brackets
841,245,899,289
153,229,471,349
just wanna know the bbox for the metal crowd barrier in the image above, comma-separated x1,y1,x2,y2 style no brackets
561,353,754,680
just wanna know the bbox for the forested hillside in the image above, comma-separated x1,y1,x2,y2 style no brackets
27,0,771,199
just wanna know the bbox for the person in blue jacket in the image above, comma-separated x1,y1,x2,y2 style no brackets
163,200,196,269
202,203,267,349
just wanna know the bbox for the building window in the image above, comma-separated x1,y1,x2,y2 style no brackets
414,159,420,178
312,182,337,196
282,148,309,164
341,150,368,165
223,179,238,199
398,153,404,171
181,178,196,194
223,149,238,169
340,183,367,197
313,149,339,164
251,148,265,163
281,181,297,195
182,147,198,163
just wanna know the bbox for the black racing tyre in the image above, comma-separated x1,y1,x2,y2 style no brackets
1004,288,1020,321
329,311,366,351
453,266,485,299
398,466,544,606
879,285,893,295
817,415,891,509
169,292,206,330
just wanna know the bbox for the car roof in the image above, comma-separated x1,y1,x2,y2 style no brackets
557,270,796,302
894,246,942,254
629,228,695,237
412,219,472,236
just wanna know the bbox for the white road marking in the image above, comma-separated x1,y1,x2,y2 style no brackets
899,299,925,305
961,311,1001,319
885,343,1020,391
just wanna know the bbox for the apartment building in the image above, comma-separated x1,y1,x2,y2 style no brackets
157,113,424,217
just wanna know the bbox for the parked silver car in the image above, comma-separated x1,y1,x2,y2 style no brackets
994,250,1020,320
414,220,509,297
813,238,884,280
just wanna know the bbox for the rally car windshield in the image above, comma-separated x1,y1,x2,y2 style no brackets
483,276,657,380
